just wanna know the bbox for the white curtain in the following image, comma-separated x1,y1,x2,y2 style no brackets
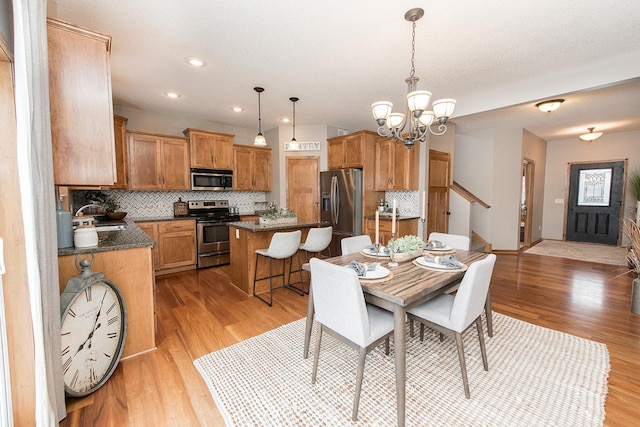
13,0,65,422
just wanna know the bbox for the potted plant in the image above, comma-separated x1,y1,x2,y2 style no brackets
387,235,426,262
83,191,126,219
625,218,640,313
629,168,640,223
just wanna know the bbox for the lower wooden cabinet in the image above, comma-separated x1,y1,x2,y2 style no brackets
365,217,419,246
138,220,196,272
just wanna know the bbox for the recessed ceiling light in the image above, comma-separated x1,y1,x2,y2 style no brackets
281,117,291,123
185,56,206,67
163,91,180,99
232,106,243,113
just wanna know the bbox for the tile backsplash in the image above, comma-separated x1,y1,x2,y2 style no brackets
72,190,267,218
384,191,420,217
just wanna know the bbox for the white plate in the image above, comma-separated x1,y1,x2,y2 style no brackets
415,256,463,270
346,264,391,279
424,245,453,252
362,248,391,257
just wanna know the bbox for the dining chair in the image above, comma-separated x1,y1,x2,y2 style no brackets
407,253,497,399
253,230,302,306
340,234,372,255
295,226,333,293
309,257,394,421
425,231,494,338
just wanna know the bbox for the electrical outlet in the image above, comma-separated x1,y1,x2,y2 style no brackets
235,229,239,239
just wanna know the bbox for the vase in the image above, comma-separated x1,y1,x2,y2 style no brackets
632,277,640,314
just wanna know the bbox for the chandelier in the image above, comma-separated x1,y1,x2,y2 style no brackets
371,8,456,149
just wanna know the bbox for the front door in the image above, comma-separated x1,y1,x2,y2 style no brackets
565,161,625,245
287,156,319,223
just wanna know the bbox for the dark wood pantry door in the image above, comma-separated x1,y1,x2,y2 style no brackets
565,161,625,245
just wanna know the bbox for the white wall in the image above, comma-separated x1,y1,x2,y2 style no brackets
522,129,547,243
542,130,640,240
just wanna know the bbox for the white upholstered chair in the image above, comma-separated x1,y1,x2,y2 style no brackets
407,254,497,399
296,226,333,293
425,232,494,338
340,234,372,255
309,258,394,421
252,230,302,306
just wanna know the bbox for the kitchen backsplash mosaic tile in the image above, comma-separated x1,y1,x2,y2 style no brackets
73,190,267,218
384,191,420,217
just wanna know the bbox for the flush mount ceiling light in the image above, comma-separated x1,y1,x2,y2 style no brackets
535,99,564,113
579,127,603,142
163,91,180,99
185,56,206,67
288,97,300,150
253,87,267,147
371,7,456,149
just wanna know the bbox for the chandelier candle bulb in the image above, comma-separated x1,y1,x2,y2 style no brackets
421,191,426,221
375,210,380,245
392,199,397,234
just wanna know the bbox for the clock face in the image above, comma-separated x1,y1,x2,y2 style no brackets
61,280,126,396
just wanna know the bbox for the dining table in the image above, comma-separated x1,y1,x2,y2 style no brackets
302,248,488,427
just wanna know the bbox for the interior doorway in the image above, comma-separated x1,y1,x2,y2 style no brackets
428,150,451,236
521,159,535,247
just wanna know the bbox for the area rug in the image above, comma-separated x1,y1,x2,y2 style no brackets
194,313,609,426
525,240,628,266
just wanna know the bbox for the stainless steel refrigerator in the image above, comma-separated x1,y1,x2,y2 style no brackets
320,168,363,254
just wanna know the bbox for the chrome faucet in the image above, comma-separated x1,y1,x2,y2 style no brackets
74,203,103,216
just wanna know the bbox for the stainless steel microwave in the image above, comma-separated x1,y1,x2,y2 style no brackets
190,169,233,191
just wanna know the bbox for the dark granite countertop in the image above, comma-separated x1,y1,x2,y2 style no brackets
228,220,328,232
363,215,420,220
57,219,155,257
130,216,195,223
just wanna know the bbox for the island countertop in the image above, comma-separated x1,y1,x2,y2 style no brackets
228,220,328,232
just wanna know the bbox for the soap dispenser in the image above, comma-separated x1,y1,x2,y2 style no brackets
56,195,74,248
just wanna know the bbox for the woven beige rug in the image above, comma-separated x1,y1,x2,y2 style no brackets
525,240,628,266
194,313,609,426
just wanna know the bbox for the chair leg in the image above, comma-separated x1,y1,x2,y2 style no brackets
454,332,471,399
420,323,425,341
384,337,390,355
253,254,273,307
409,319,414,337
476,317,489,371
284,255,305,296
311,323,323,384
352,348,367,421
485,289,493,337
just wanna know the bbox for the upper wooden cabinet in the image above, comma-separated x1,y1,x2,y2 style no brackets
111,115,129,189
327,130,377,170
47,18,115,186
233,145,271,191
374,137,420,190
183,128,234,170
128,131,190,190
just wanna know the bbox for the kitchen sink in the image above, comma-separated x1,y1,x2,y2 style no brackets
94,219,128,231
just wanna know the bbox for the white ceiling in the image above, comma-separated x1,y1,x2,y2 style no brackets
47,0,640,141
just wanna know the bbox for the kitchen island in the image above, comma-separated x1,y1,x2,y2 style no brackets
228,220,326,296
57,220,156,359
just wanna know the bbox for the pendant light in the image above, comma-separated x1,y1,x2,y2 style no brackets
253,87,267,146
288,97,300,150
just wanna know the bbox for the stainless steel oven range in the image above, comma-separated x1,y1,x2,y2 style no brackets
187,200,240,268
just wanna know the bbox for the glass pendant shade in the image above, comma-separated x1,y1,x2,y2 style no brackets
386,113,404,129
372,101,393,121
432,98,456,119
407,90,431,112
417,110,435,127
254,133,266,146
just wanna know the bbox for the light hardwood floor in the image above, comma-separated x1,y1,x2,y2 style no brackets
60,252,640,426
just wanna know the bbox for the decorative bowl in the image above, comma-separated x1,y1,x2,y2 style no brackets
105,211,127,220
392,249,423,263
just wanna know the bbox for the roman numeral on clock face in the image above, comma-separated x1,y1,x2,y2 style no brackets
108,315,119,326
84,286,92,302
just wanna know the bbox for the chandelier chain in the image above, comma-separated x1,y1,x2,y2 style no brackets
410,20,416,78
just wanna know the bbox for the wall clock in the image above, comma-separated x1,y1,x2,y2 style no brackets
60,252,127,397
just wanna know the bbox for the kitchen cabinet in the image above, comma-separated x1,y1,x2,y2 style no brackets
327,130,377,170
138,220,196,273
111,114,129,189
47,18,115,186
365,217,419,246
128,131,190,190
184,128,234,170
233,145,271,191
374,137,420,190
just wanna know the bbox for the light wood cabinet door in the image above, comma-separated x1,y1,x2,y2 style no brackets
47,18,115,186
374,137,420,190
111,115,129,189
327,130,376,170
184,128,234,170
342,134,365,168
160,137,190,190
233,145,271,191
137,222,159,269
157,221,196,270
327,138,346,170
128,133,162,189
128,132,189,190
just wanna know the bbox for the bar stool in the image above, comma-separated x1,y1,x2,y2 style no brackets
253,230,302,306
296,226,333,293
